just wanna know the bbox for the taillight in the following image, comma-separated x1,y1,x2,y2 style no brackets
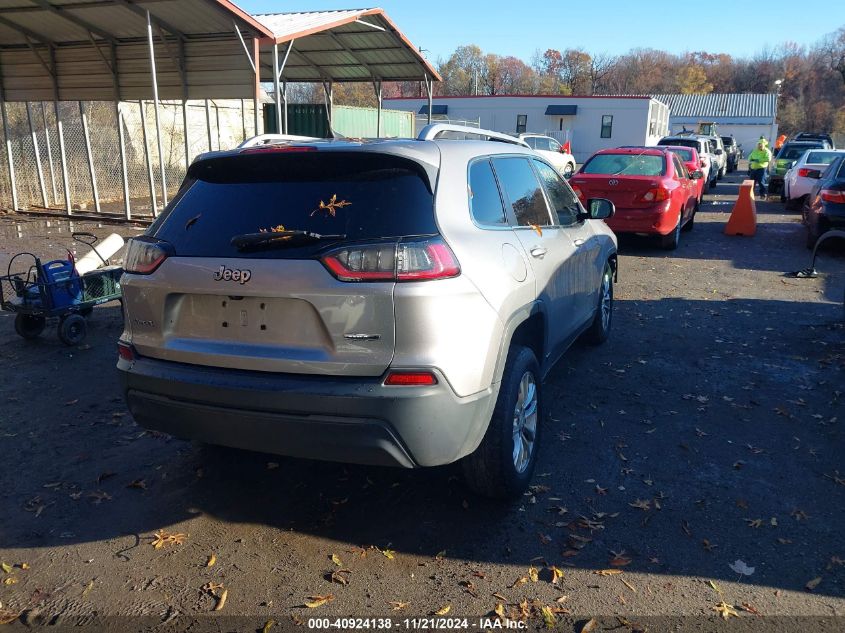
571,184,585,202
636,188,670,203
798,168,812,178
820,189,845,203
321,237,460,282
384,370,438,386
123,237,171,274
117,340,137,361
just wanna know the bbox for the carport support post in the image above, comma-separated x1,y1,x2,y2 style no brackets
79,101,100,214
138,100,157,215
373,80,382,138
50,46,72,215
323,81,333,130
283,82,288,133
115,102,131,219
252,38,260,136
26,102,49,209
205,99,212,150
40,103,57,204
273,43,281,134
1,101,18,212
146,10,167,207
424,74,433,124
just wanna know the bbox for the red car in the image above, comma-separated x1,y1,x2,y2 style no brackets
661,145,705,204
570,147,702,250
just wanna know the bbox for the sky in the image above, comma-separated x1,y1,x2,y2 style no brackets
240,0,845,63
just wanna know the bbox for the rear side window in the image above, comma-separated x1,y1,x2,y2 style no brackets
581,153,665,176
780,144,821,160
672,148,693,162
150,152,436,259
672,154,687,178
532,159,580,226
492,157,553,227
468,159,507,226
805,151,839,165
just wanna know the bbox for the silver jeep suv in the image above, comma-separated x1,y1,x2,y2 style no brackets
118,124,618,498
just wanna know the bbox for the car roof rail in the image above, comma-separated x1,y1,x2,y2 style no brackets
417,123,530,148
238,133,323,148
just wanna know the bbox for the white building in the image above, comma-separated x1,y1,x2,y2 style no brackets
384,95,670,163
653,93,779,154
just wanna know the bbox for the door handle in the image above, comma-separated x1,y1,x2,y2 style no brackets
573,238,586,247
530,247,547,258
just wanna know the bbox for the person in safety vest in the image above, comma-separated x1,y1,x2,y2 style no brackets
748,139,773,197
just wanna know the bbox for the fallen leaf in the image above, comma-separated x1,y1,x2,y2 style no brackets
261,620,276,633
82,580,94,597
528,566,539,582
509,575,529,588
740,602,762,616
538,533,552,545
380,549,395,560
214,588,228,611
581,618,599,632
435,550,447,561
708,580,722,594
550,566,565,584
620,578,637,593
206,554,217,567
805,577,822,591
713,601,739,620
595,569,623,576
126,479,147,490
389,601,409,611
0,563,11,574
18,563,28,571
305,594,335,608
331,554,342,567
629,499,651,510
745,518,763,528
330,569,352,586
729,560,755,576
540,606,556,628
0,608,21,625
2,578,17,585
434,605,451,616
493,603,506,619
609,550,632,567
702,539,718,552
151,530,186,549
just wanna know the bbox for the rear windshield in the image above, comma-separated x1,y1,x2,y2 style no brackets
780,144,822,159
581,153,665,176
658,138,698,150
670,148,694,162
805,151,840,165
721,137,734,146
149,152,436,258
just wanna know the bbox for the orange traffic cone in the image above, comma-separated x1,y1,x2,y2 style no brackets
724,180,757,236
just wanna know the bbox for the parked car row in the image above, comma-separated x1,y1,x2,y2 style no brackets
775,132,843,249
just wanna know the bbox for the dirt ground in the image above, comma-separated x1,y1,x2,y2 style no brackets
0,168,843,632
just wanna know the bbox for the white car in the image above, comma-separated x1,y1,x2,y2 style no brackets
519,134,577,177
784,149,845,210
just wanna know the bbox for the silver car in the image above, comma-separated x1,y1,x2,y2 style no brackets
118,124,618,498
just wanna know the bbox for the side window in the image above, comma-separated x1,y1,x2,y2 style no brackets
532,159,580,227
672,154,687,179
492,157,553,227
834,158,845,179
468,159,507,226
516,114,528,134
600,115,613,138
549,139,562,152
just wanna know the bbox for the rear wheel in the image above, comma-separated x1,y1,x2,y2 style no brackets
461,345,541,499
58,313,87,346
585,262,613,345
14,313,46,340
661,215,681,250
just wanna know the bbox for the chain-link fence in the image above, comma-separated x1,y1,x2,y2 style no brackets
0,99,256,218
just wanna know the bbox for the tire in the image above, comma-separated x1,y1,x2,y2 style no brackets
585,262,613,345
563,163,574,178
461,345,541,499
681,201,697,232
661,214,681,250
14,313,46,340
58,313,87,346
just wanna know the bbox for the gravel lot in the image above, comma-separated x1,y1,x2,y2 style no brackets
0,169,843,632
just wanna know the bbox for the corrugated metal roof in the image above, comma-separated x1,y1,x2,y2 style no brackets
253,9,440,82
651,93,777,119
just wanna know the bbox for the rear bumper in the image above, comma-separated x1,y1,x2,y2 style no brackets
605,201,677,235
118,356,495,468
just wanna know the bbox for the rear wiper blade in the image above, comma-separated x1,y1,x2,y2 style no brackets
231,230,347,251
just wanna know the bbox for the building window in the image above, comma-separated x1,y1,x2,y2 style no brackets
516,114,527,134
600,115,613,139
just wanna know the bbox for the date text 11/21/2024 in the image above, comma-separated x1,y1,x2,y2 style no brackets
306,618,527,630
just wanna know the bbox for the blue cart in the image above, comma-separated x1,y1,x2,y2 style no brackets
0,233,123,345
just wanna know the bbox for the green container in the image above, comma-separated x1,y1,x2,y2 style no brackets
263,104,330,137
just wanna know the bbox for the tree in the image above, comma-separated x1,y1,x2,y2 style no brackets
676,65,713,94
817,26,845,84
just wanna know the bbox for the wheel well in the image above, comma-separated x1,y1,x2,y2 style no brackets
510,313,545,365
608,253,618,282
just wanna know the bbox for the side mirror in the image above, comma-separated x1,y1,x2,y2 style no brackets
586,198,614,220
689,170,703,180
805,169,822,179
